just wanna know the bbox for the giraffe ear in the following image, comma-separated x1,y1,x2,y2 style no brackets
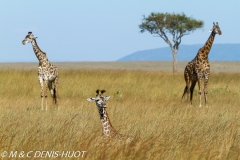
87,98,95,102
104,96,110,101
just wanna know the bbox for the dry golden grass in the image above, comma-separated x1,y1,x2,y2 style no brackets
0,64,240,159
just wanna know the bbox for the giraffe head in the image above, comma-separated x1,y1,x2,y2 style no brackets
22,32,38,45
209,22,222,35
87,89,110,108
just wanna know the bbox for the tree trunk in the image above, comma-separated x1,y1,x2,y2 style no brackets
172,48,178,73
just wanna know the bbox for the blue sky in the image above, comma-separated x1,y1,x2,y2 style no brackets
0,1,239,62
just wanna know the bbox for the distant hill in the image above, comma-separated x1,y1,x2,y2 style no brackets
117,44,240,61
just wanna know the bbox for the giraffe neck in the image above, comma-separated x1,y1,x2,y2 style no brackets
197,32,216,58
97,106,117,136
31,39,49,64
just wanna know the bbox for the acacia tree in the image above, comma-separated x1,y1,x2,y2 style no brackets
139,12,204,73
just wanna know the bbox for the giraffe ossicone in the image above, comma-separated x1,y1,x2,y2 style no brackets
22,32,59,110
182,22,222,107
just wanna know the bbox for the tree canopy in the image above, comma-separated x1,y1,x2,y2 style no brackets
139,12,203,45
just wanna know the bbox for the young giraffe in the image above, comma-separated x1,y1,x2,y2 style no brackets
22,32,59,110
182,22,222,107
87,89,132,145
87,90,118,137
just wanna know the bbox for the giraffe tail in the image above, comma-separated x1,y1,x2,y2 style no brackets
182,86,188,99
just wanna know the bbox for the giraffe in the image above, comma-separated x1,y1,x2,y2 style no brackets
87,89,118,137
87,89,132,145
182,22,222,107
22,32,59,110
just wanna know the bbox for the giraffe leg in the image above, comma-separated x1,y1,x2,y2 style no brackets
53,77,59,105
204,78,208,107
182,68,190,100
45,97,48,110
182,86,188,99
197,78,202,107
190,80,196,105
182,75,190,101
41,97,44,110
186,82,191,101
187,88,190,101
48,81,54,104
39,77,44,110
44,80,49,110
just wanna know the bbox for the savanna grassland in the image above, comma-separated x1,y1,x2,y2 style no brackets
1,62,240,159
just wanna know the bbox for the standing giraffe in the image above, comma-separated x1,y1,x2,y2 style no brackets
22,32,59,110
182,22,222,107
87,90,118,137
